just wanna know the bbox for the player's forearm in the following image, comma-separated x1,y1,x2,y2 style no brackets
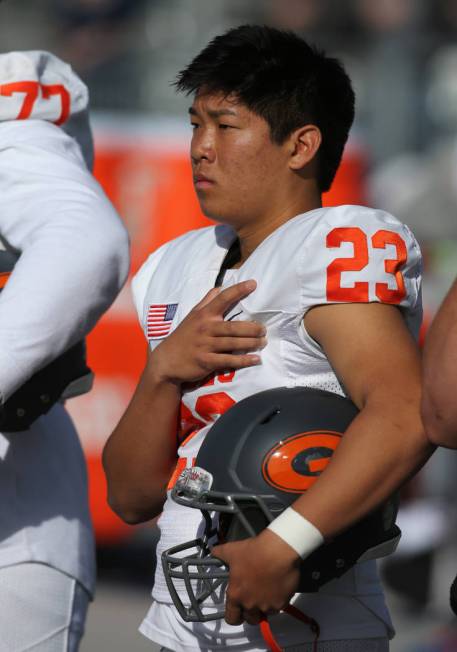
422,279,457,447
290,392,433,538
103,366,181,524
422,342,457,447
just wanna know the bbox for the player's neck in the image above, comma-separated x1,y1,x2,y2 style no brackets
234,193,322,267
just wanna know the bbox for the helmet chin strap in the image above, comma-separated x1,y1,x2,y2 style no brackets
259,604,320,652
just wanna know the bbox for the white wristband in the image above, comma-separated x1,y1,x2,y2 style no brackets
267,507,324,559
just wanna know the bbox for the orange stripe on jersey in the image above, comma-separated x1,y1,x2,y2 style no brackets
167,457,197,491
180,429,200,448
167,457,187,491
0,272,11,289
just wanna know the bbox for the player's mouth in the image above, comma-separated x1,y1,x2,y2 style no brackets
194,174,215,189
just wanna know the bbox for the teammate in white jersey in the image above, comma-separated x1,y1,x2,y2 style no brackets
0,51,129,651
104,26,433,651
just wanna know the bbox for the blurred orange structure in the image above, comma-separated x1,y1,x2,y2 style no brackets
65,119,368,544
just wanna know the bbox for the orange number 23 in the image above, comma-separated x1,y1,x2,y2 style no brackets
326,227,407,304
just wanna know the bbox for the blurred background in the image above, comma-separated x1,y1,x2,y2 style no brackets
1,0,456,650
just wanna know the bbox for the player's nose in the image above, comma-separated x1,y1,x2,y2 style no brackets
191,128,216,165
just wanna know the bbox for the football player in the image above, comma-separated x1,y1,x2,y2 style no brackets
0,51,129,651
103,25,433,651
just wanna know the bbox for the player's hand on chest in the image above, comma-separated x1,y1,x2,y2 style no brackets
148,280,267,386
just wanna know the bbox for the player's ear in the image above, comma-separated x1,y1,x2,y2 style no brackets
288,124,321,171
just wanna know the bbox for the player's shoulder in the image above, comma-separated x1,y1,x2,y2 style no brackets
284,204,415,239
237,204,421,319
294,204,422,319
274,205,420,268
244,205,418,279
324,204,415,237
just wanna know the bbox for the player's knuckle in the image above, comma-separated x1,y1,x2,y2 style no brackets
225,321,236,335
198,320,212,338
194,350,208,366
204,355,219,372
244,599,257,611
194,311,205,327
198,354,212,369
226,586,240,602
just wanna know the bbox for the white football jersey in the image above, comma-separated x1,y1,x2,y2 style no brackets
133,205,422,649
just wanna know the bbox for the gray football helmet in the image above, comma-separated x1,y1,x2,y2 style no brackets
162,387,401,622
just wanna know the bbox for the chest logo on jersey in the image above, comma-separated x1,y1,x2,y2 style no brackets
146,303,178,340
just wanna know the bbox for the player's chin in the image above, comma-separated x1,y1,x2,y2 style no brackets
197,199,233,225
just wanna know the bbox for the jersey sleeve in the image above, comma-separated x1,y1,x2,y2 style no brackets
0,120,130,402
131,242,171,339
298,206,422,319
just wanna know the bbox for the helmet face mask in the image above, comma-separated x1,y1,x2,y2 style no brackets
162,469,283,622
162,387,401,622
161,528,228,622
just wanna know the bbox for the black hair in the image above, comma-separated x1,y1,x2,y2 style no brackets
175,25,355,193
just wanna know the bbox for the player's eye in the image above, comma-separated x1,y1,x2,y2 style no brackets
219,123,232,130
190,122,200,130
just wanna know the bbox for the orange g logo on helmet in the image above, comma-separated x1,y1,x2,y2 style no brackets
262,430,342,493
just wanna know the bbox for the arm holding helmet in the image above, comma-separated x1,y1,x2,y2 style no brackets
214,300,433,626
292,301,432,536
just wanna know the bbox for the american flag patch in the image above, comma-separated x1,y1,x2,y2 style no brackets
146,303,178,340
